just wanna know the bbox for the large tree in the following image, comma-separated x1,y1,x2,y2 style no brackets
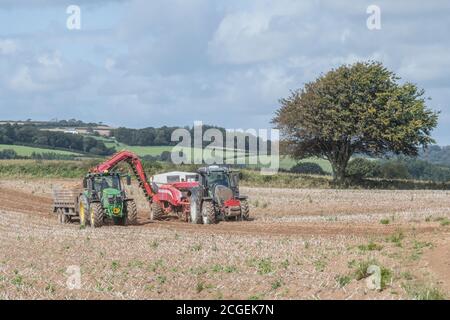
273,61,439,183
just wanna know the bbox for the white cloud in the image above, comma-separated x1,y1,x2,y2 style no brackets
0,39,17,55
9,66,44,92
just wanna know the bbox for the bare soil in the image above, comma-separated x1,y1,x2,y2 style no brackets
0,178,449,300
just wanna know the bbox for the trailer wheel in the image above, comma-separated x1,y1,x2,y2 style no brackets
57,208,62,223
78,197,89,227
90,202,104,228
58,208,69,224
125,200,138,225
201,201,216,225
240,199,250,221
150,201,164,221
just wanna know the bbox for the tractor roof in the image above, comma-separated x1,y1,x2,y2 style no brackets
197,165,236,175
85,172,121,178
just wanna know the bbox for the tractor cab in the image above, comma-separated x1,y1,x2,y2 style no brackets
197,165,240,197
83,172,129,198
81,172,132,222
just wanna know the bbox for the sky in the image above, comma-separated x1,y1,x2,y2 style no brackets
0,0,449,143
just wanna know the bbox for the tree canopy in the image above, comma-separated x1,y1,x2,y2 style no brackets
273,61,439,182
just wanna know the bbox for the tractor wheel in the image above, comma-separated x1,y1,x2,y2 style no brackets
150,202,164,221
89,202,104,228
201,201,216,225
125,200,138,225
240,199,250,221
189,188,202,224
78,197,89,227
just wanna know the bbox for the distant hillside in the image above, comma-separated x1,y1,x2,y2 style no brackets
419,145,450,167
0,123,114,156
0,119,103,128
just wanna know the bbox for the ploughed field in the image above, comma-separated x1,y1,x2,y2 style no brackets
0,178,449,299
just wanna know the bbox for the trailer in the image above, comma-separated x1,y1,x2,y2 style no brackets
52,188,80,224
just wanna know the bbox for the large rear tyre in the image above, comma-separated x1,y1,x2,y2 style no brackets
201,201,216,225
78,197,88,227
89,202,104,228
125,200,138,225
150,201,164,221
189,188,202,224
240,199,250,221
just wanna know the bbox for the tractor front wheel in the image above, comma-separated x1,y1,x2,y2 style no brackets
125,200,138,225
150,201,164,221
189,188,202,224
201,201,216,225
240,199,250,221
90,202,104,228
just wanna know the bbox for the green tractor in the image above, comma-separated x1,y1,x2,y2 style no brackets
77,172,138,228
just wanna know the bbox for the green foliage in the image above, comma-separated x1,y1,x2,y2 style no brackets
378,161,411,180
419,145,450,167
256,258,274,275
347,157,450,182
346,158,381,179
357,242,383,251
0,149,19,159
335,275,351,288
403,283,446,300
290,162,325,175
387,231,404,246
273,61,438,183
401,157,450,182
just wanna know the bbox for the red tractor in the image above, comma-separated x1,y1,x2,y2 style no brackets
189,165,250,224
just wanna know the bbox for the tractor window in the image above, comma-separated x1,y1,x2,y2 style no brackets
207,172,229,188
231,174,239,188
93,175,121,192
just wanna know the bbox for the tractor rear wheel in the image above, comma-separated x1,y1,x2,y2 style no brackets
150,202,164,221
58,208,69,224
90,202,104,228
240,199,250,221
201,201,216,225
125,200,138,225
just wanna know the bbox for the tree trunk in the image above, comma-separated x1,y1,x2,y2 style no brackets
330,149,351,184
326,139,352,184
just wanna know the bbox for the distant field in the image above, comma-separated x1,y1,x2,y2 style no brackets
92,136,332,172
0,144,81,157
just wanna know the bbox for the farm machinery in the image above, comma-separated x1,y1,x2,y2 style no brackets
53,172,138,227
52,150,250,227
189,165,250,224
